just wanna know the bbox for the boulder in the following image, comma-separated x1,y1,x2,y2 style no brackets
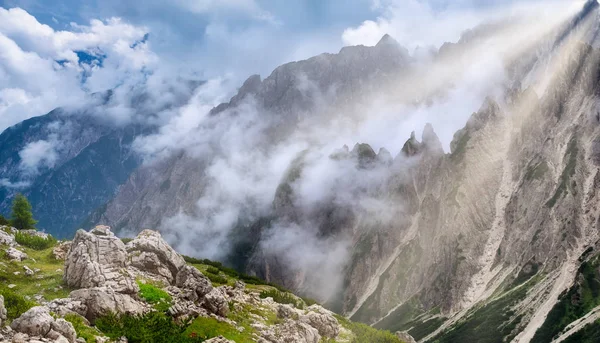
125,230,186,284
53,241,72,260
0,295,6,327
0,229,15,246
203,288,229,317
269,320,320,343
6,247,27,261
10,306,76,342
300,311,339,338
64,226,137,294
70,287,147,323
23,265,34,276
204,336,235,343
175,266,213,301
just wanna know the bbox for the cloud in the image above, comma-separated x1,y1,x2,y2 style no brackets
18,137,60,174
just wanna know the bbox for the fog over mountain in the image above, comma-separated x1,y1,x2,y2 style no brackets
3,0,600,342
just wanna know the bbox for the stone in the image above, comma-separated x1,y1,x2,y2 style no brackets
203,336,235,343
10,306,54,338
125,230,186,285
7,284,16,289
0,295,6,327
300,311,339,338
69,287,146,323
396,331,417,343
0,229,15,246
64,226,137,294
23,266,34,276
52,241,72,260
6,248,27,261
52,318,77,342
175,266,213,301
203,287,229,317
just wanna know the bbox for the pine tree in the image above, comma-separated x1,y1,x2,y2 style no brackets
10,194,37,230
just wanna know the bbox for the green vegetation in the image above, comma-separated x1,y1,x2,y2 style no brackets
14,231,57,250
10,194,37,230
546,137,578,208
531,254,600,343
137,280,172,312
510,261,540,288
120,237,133,244
96,312,202,343
0,287,36,320
335,314,401,343
525,161,549,182
0,214,9,226
562,320,600,342
432,279,534,343
64,313,102,343
186,316,256,343
259,289,305,308
204,267,229,285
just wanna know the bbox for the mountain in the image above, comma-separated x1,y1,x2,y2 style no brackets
4,1,600,342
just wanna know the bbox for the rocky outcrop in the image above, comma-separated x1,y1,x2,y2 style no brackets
6,247,27,261
175,265,213,301
53,241,72,260
203,288,229,317
64,225,137,294
69,287,147,323
0,227,15,246
0,295,6,327
126,229,186,284
396,331,417,343
204,336,236,343
10,306,76,342
300,306,339,338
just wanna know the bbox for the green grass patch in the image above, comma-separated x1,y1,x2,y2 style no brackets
14,231,57,250
96,312,202,343
0,287,36,320
531,254,600,343
335,314,401,343
259,289,304,308
137,281,172,312
185,316,256,343
64,313,102,343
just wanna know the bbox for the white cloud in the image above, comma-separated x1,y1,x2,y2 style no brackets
19,137,60,174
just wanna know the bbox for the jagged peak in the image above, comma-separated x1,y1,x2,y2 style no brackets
422,123,443,153
376,34,399,47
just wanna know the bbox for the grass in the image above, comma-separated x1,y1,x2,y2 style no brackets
185,316,256,343
64,313,102,343
531,254,600,343
137,280,172,312
335,314,401,343
0,244,70,301
0,286,36,320
14,231,57,250
96,312,202,343
259,289,305,309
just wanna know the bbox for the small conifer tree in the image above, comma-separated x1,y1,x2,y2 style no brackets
10,194,37,230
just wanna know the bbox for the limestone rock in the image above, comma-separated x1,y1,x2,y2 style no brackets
125,230,185,284
53,241,72,260
175,265,213,301
0,229,15,246
396,331,417,343
300,305,339,338
23,265,34,276
10,306,76,342
6,247,27,261
0,295,6,327
203,288,229,317
70,287,146,323
261,320,321,343
64,226,137,294
204,336,235,343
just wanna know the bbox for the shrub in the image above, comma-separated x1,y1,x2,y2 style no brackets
206,266,221,275
1,287,36,320
349,321,401,343
96,312,202,343
259,289,302,308
0,214,9,226
64,313,102,343
14,231,57,250
120,237,133,244
137,281,172,312
205,272,228,285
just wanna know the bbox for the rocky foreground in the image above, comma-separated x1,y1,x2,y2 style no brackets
0,226,408,343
